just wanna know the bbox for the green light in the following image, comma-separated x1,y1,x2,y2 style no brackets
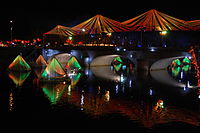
172,59,181,66
41,58,66,79
67,57,81,70
8,71,31,86
114,56,123,63
8,55,31,71
42,83,68,104
182,65,190,72
113,63,122,71
183,57,190,64
68,36,73,40
172,66,181,77
160,30,167,36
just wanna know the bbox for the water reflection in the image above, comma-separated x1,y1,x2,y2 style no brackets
5,61,199,128
40,81,69,104
8,71,31,87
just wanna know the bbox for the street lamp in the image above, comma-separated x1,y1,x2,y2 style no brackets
10,20,13,41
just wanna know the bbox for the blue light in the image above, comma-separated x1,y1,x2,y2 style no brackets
149,47,157,52
116,85,119,94
91,34,95,38
149,89,153,96
116,47,120,51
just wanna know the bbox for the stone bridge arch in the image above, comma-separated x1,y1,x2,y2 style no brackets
90,55,121,66
150,56,185,71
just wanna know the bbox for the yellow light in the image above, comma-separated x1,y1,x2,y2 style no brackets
107,33,112,36
160,30,167,36
68,36,73,40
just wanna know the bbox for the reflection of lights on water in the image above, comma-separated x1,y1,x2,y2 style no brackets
122,85,125,93
81,93,84,110
157,99,164,109
56,89,60,99
120,74,125,82
149,89,153,96
180,71,183,79
187,81,191,88
129,80,132,88
68,85,71,95
115,84,119,94
104,91,110,102
9,92,13,111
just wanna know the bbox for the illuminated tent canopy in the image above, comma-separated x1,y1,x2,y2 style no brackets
8,55,31,71
122,9,193,31
187,20,200,31
44,25,77,37
41,58,66,79
72,14,131,34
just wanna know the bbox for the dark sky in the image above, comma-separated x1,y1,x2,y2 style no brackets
0,1,199,40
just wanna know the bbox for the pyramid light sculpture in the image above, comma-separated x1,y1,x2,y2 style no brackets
48,53,82,71
66,56,82,70
8,55,31,71
40,58,66,79
36,55,48,66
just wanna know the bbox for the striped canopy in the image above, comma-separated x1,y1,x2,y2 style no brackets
122,9,194,31
44,25,77,37
187,20,200,31
72,14,131,34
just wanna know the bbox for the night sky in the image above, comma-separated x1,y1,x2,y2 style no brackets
0,1,199,40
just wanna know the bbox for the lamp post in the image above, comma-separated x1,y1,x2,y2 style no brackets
10,20,13,41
